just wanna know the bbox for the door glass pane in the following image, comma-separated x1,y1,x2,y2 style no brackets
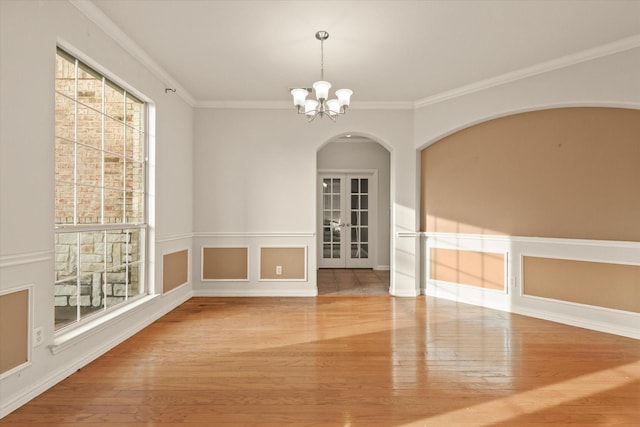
332,195,340,209
351,194,359,209
331,179,340,193
361,179,368,193
332,244,340,258
361,195,368,209
323,244,331,259
361,228,369,243
323,178,331,193
351,178,358,193
361,244,369,259
361,211,368,226
323,227,331,242
351,211,358,226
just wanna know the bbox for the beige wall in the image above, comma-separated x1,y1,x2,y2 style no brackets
421,107,640,241
523,256,640,313
163,250,188,293
0,289,28,375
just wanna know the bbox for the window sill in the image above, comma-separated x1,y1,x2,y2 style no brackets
50,294,159,355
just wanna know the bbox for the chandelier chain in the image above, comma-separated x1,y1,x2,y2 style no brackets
320,37,324,81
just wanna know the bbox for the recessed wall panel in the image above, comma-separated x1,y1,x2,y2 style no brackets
421,107,640,241
0,289,29,375
260,247,306,280
523,256,640,313
163,249,188,293
430,248,505,291
202,247,248,281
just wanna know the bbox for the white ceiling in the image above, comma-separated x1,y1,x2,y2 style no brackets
87,0,640,106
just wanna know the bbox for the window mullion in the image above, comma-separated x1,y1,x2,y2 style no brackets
73,58,78,227
101,77,105,226
75,232,81,324
123,92,127,224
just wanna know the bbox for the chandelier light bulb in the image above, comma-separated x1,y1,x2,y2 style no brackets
335,89,353,107
290,88,308,107
313,81,331,101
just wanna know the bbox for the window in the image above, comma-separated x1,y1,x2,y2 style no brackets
54,48,147,330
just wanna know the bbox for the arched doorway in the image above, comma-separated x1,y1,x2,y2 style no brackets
316,135,391,295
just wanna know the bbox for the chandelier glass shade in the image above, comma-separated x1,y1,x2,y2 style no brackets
290,31,353,121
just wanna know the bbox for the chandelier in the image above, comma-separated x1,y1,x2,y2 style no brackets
290,31,353,122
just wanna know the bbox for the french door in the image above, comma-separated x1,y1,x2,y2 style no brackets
318,172,376,268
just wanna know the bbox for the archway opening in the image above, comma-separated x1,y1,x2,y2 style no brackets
316,135,391,295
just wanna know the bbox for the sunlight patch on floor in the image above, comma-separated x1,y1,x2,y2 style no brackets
398,360,640,426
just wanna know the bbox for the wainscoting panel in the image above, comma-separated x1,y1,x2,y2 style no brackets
201,247,249,281
430,248,505,291
193,233,316,296
260,246,306,281
0,287,30,377
523,256,640,313
424,232,640,338
162,249,189,294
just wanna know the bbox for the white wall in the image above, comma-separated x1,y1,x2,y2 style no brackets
0,0,194,417
192,108,416,296
317,139,391,269
415,47,640,338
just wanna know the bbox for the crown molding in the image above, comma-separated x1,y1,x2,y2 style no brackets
69,0,196,107
194,99,414,110
194,100,292,109
414,34,640,109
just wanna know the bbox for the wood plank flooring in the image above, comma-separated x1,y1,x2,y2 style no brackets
1,296,639,426
317,268,389,295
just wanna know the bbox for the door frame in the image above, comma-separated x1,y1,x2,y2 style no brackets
317,169,378,269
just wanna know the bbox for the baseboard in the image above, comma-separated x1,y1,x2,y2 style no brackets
512,306,640,340
426,281,639,340
0,290,192,419
193,288,317,297
426,281,510,312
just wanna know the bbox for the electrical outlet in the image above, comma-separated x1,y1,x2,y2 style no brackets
33,327,44,347
276,265,282,275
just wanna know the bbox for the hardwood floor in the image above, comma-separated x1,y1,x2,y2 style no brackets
2,296,639,426
317,268,390,295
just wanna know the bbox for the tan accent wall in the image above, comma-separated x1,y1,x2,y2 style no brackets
163,250,188,293
260,247,306,280
430,248,505,291
202,247,248,280
0,289,29,375
523,256,640,313
421,107,640,241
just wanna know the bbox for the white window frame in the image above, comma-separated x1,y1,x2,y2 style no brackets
53,46,150,333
